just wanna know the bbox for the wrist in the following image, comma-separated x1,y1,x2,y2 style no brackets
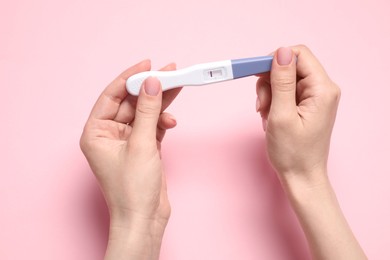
109,205,170,233
104,211,168,260
277,167,331,202
278,168,367,260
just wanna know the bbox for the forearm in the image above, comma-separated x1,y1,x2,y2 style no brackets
104,214,167,260
280,170,367,260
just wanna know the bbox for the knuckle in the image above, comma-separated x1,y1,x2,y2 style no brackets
137,102,159,117
79,122,98,153
79,133,91,153
292,44,311,56
324,82,341,103
272,76,296,92
117,123,128,139
296,44,309,52
334,83,341,99
292,44,313,59
79,136,86,151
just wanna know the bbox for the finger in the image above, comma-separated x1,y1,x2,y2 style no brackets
291,45,337,109
160,63,176,72
89,59,151,120
256,75,271,119
159,63,183,111
114,94,137,124
157,113,177,143
291,45,329,82
162,87,182,112
158,112,177,130
269,47,297,117
130,77,163,144
157,128,166,144
116,62,181,125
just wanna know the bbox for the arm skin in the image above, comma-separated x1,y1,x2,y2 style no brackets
80,60,181,260
257,45,367,260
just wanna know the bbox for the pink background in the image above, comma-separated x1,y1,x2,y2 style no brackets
1,0,389,259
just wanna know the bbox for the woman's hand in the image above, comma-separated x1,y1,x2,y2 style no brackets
80,60,181,260
257,45,340,183
256,45,366,260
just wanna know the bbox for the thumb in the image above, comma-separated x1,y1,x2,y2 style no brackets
270,47,297,117
131,77,162,142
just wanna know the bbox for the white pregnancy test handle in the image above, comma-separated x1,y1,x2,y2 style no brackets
126,60,233,95
126,56,273,96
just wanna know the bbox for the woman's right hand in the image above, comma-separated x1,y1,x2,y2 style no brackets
257,45,341,183
256,45,367,260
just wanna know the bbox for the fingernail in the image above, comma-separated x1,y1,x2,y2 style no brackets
277,47,293,66
256,97,261,112
262,118,267,132
144,77,161,96
169,115,177,125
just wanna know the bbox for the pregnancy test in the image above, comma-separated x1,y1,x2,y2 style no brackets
126,56,273,96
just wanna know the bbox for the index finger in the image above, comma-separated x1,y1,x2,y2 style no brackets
161,64,182,112
291,45,330,82
89,59,151,120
